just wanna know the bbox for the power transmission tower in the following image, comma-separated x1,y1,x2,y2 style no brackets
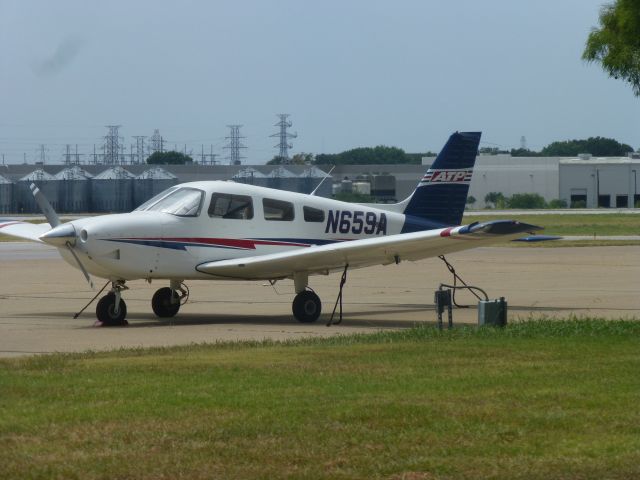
64,144,72,166
74,144,81,165
102,125,122,165
149,129,164,155
224,125,247,165
38,144,48,164
133,136,146,164
520,136,527,150
270,114,297,163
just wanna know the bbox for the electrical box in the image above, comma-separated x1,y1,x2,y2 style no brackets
478,297,507,327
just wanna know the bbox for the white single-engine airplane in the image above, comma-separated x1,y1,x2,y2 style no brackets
0,132,546,326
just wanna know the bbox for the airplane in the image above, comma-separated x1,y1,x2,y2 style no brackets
0,131,547,326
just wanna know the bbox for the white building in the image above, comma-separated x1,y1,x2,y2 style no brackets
559,158,640,208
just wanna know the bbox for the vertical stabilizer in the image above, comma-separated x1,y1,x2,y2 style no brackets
402,132,480,230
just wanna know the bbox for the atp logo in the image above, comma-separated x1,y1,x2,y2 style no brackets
420,169,473,186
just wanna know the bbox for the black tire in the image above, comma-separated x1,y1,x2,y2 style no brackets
152,287,181,318
292,290,322,323
96,293,128,326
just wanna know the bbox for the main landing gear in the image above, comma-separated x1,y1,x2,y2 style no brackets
152,281,189,318
291,271,322,323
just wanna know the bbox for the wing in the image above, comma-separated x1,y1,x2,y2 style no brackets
196,220,543,280
0,219,52,242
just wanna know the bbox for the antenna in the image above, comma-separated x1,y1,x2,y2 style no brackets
270,114,297,163
224,125,247,165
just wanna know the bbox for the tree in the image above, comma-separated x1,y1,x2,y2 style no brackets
315,146,434,165
507,193,546,209
478,147,509,155
147,151,193,165
541,137,633,156
267,153,314,165
484,192,506,208
548,199,568,209
583,0,640,96
466,195,476,206
510,148,542,157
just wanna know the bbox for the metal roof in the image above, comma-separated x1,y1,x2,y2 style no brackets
300,166,330,178
19,169,56,182
136,167,177,180
53,166,93,180
233,167,267,179
93,166,136,180
266,166,296,178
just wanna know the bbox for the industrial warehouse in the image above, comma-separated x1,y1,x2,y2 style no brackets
0,152,638,214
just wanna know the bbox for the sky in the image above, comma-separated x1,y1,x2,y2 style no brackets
1,0,638,164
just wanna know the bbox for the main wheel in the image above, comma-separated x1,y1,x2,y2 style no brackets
292,290,322,323
152,287,181,318
96,293,128,326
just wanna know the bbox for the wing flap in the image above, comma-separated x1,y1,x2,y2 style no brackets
196,220,542,280
0,220,51,243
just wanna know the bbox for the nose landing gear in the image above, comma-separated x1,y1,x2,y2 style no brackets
96,281,128,326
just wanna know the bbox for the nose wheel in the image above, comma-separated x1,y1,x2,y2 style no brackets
96,281,128,326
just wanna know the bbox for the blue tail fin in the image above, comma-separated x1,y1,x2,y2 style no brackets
402,131,481,231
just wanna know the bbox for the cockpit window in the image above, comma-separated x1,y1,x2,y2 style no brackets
134,186,179,211
208,193,254,219
140,188,204,217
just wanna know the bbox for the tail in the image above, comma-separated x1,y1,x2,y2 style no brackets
401,131,480,231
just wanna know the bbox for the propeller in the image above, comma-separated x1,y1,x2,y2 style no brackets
31,183,95,289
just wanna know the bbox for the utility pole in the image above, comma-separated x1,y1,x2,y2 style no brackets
74,144,81,165
223,125,247,165
270,114,297,163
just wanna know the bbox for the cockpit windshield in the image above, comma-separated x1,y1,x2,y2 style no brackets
134,186,179,212
135,187,204,217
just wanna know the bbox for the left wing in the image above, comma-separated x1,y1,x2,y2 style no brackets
0,219,52,243
196,220,542,280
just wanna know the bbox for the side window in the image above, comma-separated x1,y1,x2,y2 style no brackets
263,198,294,221
208,193,253,219
303,206,325,222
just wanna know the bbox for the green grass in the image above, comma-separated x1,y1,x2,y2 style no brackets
463,213,639,236
1,319,640,479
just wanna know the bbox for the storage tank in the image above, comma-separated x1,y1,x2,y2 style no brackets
54,166,92,213
0,174,13,214
298,166,332,196
91,166,135,213
266,166,297,192
232,167,267,187
352,181,372,196
15,169,59,214
134,167,178,208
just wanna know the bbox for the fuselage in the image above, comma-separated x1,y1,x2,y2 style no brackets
57,181,439,282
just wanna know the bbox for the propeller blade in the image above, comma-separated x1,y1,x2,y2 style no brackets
65,242,95,290
30,183,60,228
